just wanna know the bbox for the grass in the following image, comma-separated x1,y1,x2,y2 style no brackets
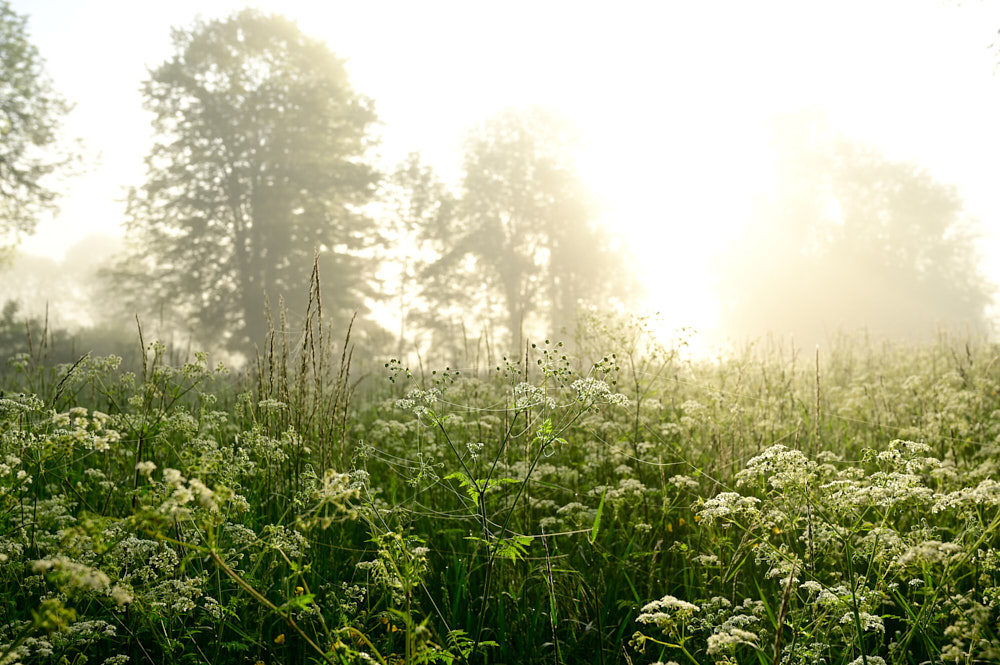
1,313,1000,665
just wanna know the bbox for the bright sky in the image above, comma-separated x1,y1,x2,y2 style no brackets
9,0,1000,342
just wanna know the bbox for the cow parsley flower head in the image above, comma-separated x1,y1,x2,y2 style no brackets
848,657,886,665
736,444,816,490
696,492,760,526
571,378,629,407
512,383,555,410
636,594,700,633
33,557,111,594
841,611,885,634
707,627,759,655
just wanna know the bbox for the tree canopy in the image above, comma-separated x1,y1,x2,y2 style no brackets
108,10,379,353
0,0,72,256
715,113,993,347
416,108,640,351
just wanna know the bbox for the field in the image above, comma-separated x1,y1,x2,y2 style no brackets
2,317,999,665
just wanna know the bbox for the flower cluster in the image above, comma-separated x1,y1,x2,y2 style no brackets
571,378,629,407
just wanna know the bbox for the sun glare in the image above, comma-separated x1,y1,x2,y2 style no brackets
10,0,1000,350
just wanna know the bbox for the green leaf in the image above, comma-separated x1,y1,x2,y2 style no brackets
494,534,533,561
589,487,607,545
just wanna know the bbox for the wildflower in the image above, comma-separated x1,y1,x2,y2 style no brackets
840,611,884,633
847,657,886,665
636,594,700,632
135,461,156,477
695,492,760,526
707,627,758,655
162,468,185,487
187,478,217,511
736,444,817,491
33,557,111,594
274,633,286,644
102,656,130,665
466,441,485,460
295,586,304,596
513,382,554,410
571,378,629,407
109,585,133,607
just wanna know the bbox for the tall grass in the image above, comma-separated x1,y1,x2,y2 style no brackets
1,304,999,664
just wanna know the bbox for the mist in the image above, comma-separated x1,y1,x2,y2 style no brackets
3,1,1000,363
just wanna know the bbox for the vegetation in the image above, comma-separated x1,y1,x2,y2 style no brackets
715,112,992,347
106,10,380,353
3,7,999,663
0,0,74,258
2,311,1000,664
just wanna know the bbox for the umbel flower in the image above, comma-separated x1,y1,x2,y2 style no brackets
636,594,700,633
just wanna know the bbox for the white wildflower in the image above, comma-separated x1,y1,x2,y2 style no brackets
33,556,111,593
162,468,185,487
847,657,886,665
636,594,700,632
109,585,133,607
696,492,760,526
840,611,884,633
571,378,629,407
707,627,758,654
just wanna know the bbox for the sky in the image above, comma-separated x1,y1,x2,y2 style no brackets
7,0,1000,344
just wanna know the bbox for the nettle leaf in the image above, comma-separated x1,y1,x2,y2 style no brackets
277,594,315,613
445,472,517,508
494,534,533,561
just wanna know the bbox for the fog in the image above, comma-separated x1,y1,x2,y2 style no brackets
3,1,1000,362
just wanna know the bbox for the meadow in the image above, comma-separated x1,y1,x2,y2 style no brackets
1,314,999,665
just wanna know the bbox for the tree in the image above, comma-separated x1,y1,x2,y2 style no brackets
420,108,639,351
0,0,72,256
715,113,993,346
376,153,457,357
109,10,378,353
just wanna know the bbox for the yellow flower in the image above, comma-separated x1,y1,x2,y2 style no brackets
666,523,673,533
693,514,701,523
678,517,686,527
254,661,266,665
294,586,304,596
274,633,286,645
772,526,782,535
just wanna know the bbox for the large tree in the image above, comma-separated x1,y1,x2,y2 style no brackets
0,0,72,256
110,10,378,352
419,108,639,351
715,113,993,346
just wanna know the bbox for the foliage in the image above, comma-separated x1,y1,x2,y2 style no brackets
418,108,641,351
106,10,379,354
715,112,993,347
4,316,1000,664
376,153,459,360
0,0,73,257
